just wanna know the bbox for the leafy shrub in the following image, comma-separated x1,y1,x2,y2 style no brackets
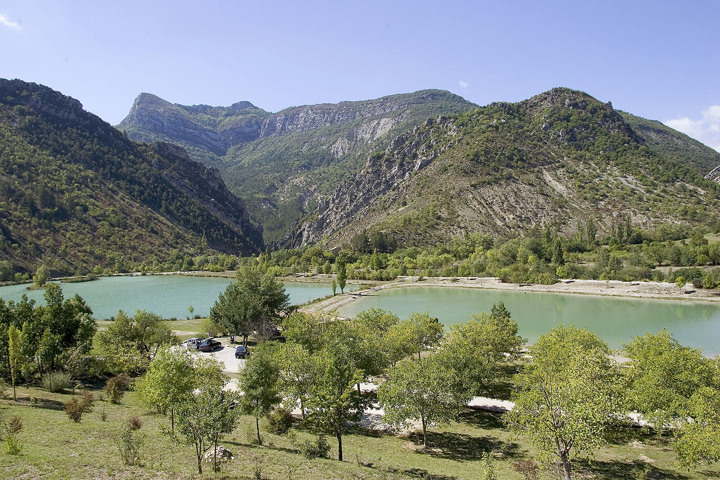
65,392,95,422
266,407,293,435
42,371,72,393
104,373,131,404
301,435,330,459
513,459,539,480
0,414,23,455
127,416,143,431
117,418,144,466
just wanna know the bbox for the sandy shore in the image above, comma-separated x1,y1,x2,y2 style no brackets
305,276,720,313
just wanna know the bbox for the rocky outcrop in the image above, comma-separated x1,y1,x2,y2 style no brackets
283,88,720,249
118,89,477,242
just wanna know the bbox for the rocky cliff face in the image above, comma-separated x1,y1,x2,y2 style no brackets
283,88,720,249
118,90,478,242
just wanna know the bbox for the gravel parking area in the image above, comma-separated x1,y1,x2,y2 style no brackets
194,337,246,373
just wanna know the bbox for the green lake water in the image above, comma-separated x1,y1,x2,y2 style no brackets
337,286,720,356
0,276,346,320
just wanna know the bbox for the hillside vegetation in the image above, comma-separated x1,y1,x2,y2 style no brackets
119,90,477,242
0,79,263,278
286,88,720,249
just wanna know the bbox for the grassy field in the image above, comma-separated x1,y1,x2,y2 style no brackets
0,381,718,480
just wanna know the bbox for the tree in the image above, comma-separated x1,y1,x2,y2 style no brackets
349,308,400,376
387,312,444,361
175,376,238,474
277,342,318,420
239,342,281,445
32,264,50,287
379,355,466,447
135,346,196,431
674,386,720,467
209,267,289,345
438,304,524,397
306,344,369,461
335,258,347,293
7,325,22,401
506,325,623,480
96,310,176,375
623,329,714,428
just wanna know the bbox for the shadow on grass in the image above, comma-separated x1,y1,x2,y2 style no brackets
400,467,456,480
11,396,66,411
605,425,675,449
405,430,521,461
575,458,692,480
457,408,506,430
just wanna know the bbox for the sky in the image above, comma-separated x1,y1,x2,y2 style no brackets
1,1,719,151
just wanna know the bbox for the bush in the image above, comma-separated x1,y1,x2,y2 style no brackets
513,459,539,480
42,371,72,393
104,373,131,404
0,414,23,455
301,435,330,459
196,317,228,338
266,407,293,435
117,419,143,466
65,392,95,422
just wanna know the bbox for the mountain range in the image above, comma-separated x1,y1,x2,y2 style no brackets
118,90,477,242
2,78,720,277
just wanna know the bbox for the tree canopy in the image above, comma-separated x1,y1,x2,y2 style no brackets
209,267,289,345
506,325,623,480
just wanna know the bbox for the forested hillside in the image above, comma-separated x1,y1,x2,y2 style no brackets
286,88,720,249
0,79,263,278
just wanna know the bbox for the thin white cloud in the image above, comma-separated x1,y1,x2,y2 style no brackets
665,105,720,152
0,13,21,30
458,80,468,89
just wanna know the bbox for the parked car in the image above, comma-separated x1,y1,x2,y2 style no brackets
234,345,250,359
198,338,221,352
268,328,286,342
182,337,202,350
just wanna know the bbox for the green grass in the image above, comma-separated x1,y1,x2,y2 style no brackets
1,382,719,479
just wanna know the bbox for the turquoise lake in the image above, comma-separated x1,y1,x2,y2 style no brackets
0,276,345,320
337,286,720,356
2,276,719,355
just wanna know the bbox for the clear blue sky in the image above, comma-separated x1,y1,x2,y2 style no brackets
1,1,719,150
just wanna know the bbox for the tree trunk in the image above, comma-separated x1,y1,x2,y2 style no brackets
300,397,306,420
196,441,203,474
256,415,262,445
560,452,572,480
171,407,175,432
213,438,218,473
336,427,343,461
421,414,428,447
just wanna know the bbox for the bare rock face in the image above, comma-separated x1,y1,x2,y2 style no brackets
283,88,720,249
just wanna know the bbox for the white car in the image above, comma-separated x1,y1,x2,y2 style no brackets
181,337,202,350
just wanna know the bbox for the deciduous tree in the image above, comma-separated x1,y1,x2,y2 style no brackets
379,354,466,447
239,342,281,445
506,325,623,480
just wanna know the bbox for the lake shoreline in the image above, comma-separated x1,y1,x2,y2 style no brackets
305,276,720,314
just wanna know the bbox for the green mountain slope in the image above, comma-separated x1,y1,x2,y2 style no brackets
0,79,263,277
285,88,720,249
118,90,477,242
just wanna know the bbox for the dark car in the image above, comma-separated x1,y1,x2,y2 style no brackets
234,345,250,359
198,338,221,352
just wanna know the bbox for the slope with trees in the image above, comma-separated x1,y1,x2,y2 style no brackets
286,88,720,249
0,79,263,278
